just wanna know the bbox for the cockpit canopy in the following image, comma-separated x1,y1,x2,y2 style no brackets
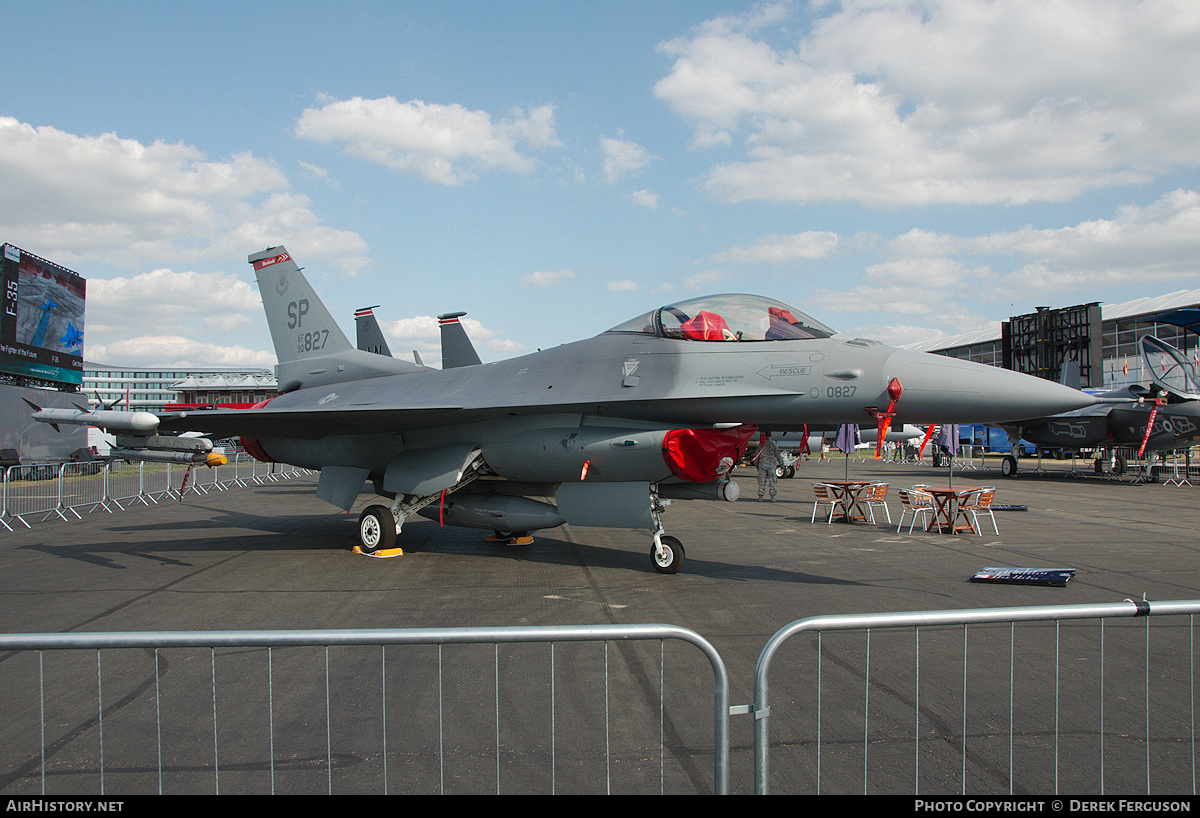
605,294,836,342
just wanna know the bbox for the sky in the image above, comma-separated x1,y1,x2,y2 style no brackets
2,0,1199,371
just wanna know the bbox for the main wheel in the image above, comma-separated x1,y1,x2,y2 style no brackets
358,505,397,554
1001,455,1018,478
651,535,685,574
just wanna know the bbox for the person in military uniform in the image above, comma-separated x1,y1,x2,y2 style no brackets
754,431,784,501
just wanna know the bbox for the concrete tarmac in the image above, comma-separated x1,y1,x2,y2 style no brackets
0,456,1197,795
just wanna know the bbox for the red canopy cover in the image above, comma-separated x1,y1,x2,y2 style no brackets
679,311,732,340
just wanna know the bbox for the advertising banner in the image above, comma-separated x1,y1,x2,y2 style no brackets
1,244,85,386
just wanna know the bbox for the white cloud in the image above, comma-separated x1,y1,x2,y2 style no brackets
600,137,655,184
712,231,840,264
683,268,732,291
0,117,368,274
523,268,575,289
84,268,266,358
86,336,276,369
868,189,1200,299
607,280,639,292
628,189,659,210
382,314,521,363
486,338,526,355
296,96,560,185
804,187,1200,342
655,1,1200,206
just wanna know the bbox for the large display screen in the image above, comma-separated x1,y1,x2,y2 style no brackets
1,244,85,386
1002,302,1102,388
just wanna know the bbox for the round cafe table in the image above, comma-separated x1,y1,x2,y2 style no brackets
920,486,980,534
823,480,874,523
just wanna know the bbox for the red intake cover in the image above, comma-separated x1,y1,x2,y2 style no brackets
662,425,758,483
239,398,276,463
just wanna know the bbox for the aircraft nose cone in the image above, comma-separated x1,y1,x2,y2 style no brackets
884,350,1097,423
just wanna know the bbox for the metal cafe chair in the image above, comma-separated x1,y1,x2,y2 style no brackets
958,487,999,535
864,482,891,524
810,483,845,524
896,488,934,534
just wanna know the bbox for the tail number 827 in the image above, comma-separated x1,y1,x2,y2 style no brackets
297,330,329,353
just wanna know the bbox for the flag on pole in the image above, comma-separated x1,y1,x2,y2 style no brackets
834,424,860,454
936,424,959,456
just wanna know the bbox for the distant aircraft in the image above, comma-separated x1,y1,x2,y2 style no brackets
30,246,1101,573
437,312,483,369
354,306,392,357
767,425,923,476
356,305,482,370
992,335,1200,477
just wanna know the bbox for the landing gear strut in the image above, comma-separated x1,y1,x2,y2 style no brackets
648,489,684,573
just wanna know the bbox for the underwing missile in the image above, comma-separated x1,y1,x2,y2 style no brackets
110,449,228,467
22,399,159,434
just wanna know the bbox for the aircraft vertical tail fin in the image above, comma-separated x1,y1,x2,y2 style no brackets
249,247,425,390
1058,360,1081,390
355,306,394,357
251,247,352,364
439,312,483,368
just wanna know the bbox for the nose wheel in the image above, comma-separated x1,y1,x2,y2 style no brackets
651,534,685,574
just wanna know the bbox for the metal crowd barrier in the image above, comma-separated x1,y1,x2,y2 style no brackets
1,456,309,530
0,625,730,795
754,598,1200,795
0,600,1196,794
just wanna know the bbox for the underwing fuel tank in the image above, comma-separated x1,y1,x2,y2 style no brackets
415,493,565,532
481,425,755,484
482,427,674,483
657,480,740,502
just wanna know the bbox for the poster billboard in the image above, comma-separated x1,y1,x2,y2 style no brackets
1,244,85,387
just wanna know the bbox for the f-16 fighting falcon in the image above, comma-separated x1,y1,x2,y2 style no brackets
29,247,1100,573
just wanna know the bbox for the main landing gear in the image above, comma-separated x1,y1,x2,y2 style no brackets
357,504,401,556
355,452,487,558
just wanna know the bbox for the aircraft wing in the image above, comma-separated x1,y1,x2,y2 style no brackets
157,405,466,440
155,394,751,441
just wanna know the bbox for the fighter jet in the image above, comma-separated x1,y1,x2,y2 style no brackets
30,246,1100,573
992,335,1200,477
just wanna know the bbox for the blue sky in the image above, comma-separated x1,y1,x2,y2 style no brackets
3,0,1199,369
